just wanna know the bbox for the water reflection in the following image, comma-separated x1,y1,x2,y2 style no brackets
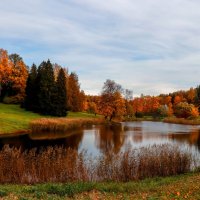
169,130,200,151
30,129,84,150
0,122,199,155
95,125,125,154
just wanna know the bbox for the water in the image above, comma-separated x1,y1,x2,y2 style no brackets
0,121,200,156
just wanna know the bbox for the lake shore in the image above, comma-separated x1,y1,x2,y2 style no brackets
125,116,200,125
2,103,200,135
0,103,102,135
163,117,200,125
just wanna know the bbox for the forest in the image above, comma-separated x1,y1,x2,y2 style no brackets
0,48,200,121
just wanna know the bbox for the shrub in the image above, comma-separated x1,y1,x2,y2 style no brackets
174,102,199,118
3,95,24,104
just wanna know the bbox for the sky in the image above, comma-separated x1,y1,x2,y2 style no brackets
1,0,200,96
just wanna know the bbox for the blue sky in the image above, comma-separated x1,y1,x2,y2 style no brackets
1,0,200,96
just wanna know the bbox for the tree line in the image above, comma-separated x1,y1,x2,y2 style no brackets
84,83,200,120
0,48,85,116
1,48,200,120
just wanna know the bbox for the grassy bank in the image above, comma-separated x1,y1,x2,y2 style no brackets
0,104,42,134
0,104,100,134
0,172,199,199
163,117,200,125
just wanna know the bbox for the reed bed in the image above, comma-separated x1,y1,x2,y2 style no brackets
163,117,200,125
0,144,194,184
30,118,105,132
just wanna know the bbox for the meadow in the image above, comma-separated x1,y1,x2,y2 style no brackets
0,104,100,134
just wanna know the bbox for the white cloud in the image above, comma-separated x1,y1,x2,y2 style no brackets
0,0,200,95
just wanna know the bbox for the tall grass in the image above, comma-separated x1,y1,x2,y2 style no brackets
0,144,194,184
30,118,105,132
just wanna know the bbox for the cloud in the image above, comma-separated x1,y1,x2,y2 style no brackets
0,0,200,96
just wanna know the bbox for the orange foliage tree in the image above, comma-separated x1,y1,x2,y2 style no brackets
174,102,199,118
132,96,160,117
99,79,125,121
186,87,196,104
67,72,85,112
0,50,28,103
159,95,173,116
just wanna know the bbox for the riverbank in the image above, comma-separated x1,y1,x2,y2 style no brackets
0,104,101,135
0,172,199,199
163,117,200,125
126,115,200,125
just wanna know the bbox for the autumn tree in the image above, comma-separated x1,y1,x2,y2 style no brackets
157,105,169,117
67,72,84,112
174,102,199,118
100,79,125,121
8,53,28,102
186,87,196,104
0,49,12,100
173,95,182,105
124,89,134,119
0,50,28,103
84,95,100,115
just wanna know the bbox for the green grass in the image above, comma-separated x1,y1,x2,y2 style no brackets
0,172,199,199
0,104,42,134
0,103,100,134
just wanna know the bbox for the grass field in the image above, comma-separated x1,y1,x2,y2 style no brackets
0,104,99,134
0,172,198,199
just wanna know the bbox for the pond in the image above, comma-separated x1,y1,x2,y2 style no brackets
0,121,200,156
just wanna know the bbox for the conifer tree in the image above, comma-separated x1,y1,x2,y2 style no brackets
195,85,200,111
24,64,37,110
52,68,67,116
37,60,55,115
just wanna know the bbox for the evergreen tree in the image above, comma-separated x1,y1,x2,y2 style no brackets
195,85,200,110
37,60,55,115
24,64,37,110
52,68,67,116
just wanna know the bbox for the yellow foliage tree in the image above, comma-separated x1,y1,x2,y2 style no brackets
0,50,28,103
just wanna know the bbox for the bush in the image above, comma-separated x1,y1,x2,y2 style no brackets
174,102,199,119
3,95,24,104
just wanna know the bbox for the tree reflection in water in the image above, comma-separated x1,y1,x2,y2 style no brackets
0,122,199,156
95,124,125,154
170,129,200,151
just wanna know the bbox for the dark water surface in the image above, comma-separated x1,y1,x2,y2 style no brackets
0,121,200,155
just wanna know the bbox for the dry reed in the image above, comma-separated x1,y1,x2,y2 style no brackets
30,118,105,132
0,144,194,184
